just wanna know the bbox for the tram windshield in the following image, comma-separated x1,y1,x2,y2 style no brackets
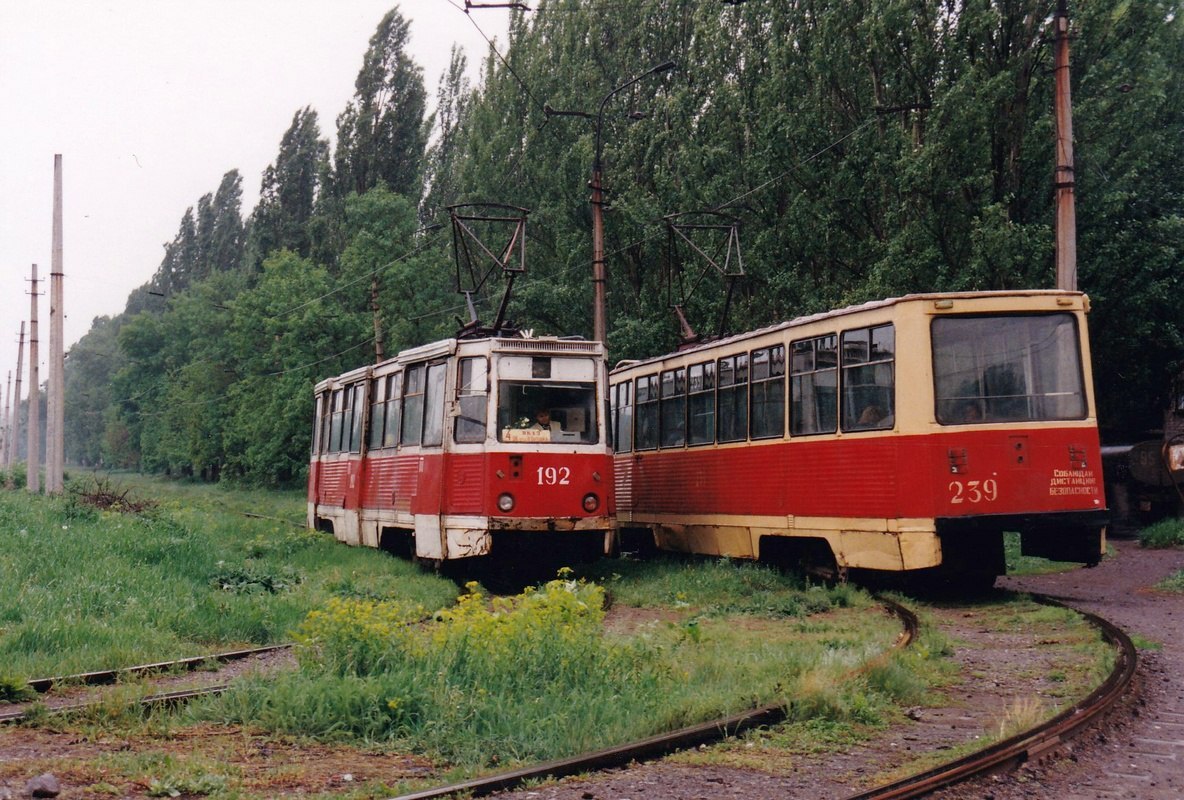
933,313,1087,424
498,381,599,443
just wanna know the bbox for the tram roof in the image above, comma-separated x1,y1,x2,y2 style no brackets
612,289,1085,373
314,333,604,391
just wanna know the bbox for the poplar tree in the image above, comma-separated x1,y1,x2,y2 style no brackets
333,6,429,200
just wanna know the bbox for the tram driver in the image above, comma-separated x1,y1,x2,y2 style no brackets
532,407,563,437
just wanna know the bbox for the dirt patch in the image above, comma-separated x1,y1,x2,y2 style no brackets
0,725,434,798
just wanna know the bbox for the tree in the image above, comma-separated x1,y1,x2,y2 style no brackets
332,6,430,200
421,45,475,226
245,108,330,268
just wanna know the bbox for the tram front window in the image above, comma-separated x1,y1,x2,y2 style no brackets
933,314,1087,424
498,381,599,443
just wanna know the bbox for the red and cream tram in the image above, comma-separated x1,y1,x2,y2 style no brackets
308,334,615,566
609,291,1108,586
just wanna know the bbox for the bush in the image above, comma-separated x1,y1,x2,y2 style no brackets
1139,518,1184,549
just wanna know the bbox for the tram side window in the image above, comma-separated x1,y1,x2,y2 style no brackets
791,335,837,435
635,375,659,450
368,375,387,450
328,388,346,452
401,365,425,446
311,394,325,454
841,324,895,431
688,361,716,445
751,345,786,439
660,368,687,448
613,381,633,453
455,357,489,444
422,363,447,447
348,384,366,452
718,354,749,443
382,373,402,448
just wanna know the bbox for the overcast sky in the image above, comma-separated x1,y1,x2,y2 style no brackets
0,0,511,399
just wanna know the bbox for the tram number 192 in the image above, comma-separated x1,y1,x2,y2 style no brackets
948,479,998,504
537,466,571,486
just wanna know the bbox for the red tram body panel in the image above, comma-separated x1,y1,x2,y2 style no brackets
308,336,615,563
611,291,1107,581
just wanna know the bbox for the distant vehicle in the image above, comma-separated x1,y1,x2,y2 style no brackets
610,290,1108,588
308,334,615,570
1109,370,1184,527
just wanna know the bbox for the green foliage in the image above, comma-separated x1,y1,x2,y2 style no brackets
62,1,1183,482
589,555,859,617
206,576,667,764
0,673,35,703
0,477,458,679
1138,518,1184,549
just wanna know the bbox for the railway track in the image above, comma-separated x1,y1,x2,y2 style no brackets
0,644,290,725
0,596,1135,800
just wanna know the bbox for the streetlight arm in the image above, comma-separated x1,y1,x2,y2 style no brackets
594,61,677,169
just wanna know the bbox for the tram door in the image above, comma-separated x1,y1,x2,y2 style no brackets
408,361,449,559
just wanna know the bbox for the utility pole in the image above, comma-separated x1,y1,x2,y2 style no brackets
27,265,41,494
1054,0,1077,291
8,323,25,484
371,275,386,363
47,155,65,493
2,372,9,469
546,61,677,345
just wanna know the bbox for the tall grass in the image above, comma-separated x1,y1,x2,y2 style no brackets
0,476,458,679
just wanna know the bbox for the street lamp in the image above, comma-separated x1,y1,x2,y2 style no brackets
546,60,677,345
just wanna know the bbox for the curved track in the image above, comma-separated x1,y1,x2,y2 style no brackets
387,595,1134,800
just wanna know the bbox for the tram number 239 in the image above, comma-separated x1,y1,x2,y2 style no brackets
537,466,571,486
948,479,998,504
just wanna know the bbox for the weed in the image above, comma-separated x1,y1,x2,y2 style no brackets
1154,570,1184,593
147,773,228,797
0,673,35,703
994,696,1047,739
211,562,302,594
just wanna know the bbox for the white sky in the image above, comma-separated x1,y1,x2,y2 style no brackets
0,0,512,397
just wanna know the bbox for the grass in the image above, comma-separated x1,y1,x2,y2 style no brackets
1003,531,1088,575
1139,517,1184,549
0,472,458,680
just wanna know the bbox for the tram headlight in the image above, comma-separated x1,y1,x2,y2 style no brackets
497,493,515,513
582,493,600,513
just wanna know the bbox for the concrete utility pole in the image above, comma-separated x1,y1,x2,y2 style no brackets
27,265,41,494
9,323,25,482
46,155,65,493
2,371,9,468
1054,0,1077,291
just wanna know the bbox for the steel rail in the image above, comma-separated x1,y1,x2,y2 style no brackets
0,645,291,725
0,685,231,724
842,597,1137,800
388,598,918,800
24,644,291,694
